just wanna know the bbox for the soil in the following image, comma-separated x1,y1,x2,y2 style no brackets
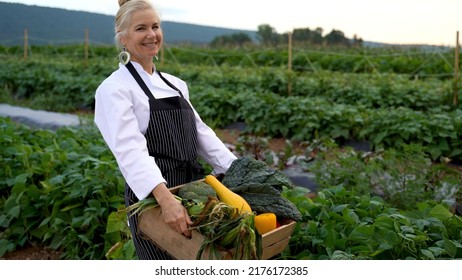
2,245,61,260
215,128,307,154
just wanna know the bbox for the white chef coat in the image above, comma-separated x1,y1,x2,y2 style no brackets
94,62,237,200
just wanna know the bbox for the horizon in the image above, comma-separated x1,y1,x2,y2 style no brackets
0,0,460,47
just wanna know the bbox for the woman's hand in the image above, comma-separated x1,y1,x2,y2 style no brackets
152,183,193,237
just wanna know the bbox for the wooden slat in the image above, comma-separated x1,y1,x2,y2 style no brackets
138,207,228,260
261,236,291,260
138,181,296,259
261,220,296,248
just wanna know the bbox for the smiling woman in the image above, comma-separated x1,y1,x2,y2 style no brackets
93,0,238,260
115,0,162,74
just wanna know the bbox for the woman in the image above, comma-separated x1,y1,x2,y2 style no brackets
94,0,237,259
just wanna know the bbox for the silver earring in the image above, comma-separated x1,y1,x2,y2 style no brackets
119,47,130,65
155,55,159,61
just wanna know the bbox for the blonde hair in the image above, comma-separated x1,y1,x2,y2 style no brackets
114,0,160,49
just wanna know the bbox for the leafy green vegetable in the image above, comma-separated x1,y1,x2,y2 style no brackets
223,156,294,190
222,156,302,221
240,192,302,221
177,181,217,204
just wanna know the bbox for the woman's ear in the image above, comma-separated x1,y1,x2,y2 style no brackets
119,35,126,48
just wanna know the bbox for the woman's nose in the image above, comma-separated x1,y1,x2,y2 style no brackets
147,29,157,38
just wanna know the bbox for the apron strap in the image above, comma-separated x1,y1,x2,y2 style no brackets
125,61,200,182
125,62,156,100
125,61,184,99
157,71,184,98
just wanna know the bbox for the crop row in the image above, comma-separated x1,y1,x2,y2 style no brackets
0,118,126,259
1,44,457,77
191,87,462,161
2,117,461,260
1,58,461,161
0,58,456,112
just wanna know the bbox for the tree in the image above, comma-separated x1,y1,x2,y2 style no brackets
311,27,324,45
352,34,363,47
230,32,253,47
210,32,253,48
292,27,324,45
293,27,312,42
257,24,280,46
324,29,350,46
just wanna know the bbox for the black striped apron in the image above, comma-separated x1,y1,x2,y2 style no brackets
124,62,203,260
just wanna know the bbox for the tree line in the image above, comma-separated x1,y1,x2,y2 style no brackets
210,24,363,48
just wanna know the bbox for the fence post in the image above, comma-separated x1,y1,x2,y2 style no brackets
24,28,28,60
84,29,89,67
287,31,293,95
454,31,460,106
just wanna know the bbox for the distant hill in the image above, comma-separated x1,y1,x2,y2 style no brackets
0,2,448,51
0,2,258,46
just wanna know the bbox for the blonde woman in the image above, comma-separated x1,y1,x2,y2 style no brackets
94,0,237,259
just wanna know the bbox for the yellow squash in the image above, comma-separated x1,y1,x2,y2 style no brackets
204,175,252,214
254,212,277,235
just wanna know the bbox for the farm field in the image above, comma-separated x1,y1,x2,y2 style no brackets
1,44,462,260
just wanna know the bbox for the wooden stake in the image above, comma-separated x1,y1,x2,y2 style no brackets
24,28,28,60
454,31,460,106
288,31,293,95
84,29,89,67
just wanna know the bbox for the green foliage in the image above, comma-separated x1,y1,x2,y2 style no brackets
310,143,461,210
104,210,135,260
1,44,461,260
178,181,217,204
222,156,302,221
164,45,455,76
0,117,128,259
282,184,462,260
1,47,460,161
210,32,253,48
0,59,108,112
257,24,280,46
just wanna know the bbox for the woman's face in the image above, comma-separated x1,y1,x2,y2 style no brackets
122,8,162,66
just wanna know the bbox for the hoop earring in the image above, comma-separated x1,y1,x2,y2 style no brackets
119,47,130,65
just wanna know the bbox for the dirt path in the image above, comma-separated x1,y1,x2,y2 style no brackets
2,246,61,260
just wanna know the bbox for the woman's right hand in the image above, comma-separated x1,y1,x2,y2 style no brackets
152,183,193,237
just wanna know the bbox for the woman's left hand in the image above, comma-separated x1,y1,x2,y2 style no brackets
152,183,193,237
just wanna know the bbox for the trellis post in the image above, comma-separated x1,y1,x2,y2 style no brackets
84,29,89,67
454,31,460,106
23,29,28,60
288,31,293,95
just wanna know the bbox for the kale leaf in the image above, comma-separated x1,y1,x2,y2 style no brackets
223,156,302,221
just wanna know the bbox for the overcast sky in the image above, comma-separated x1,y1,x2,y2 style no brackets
2,0,461,46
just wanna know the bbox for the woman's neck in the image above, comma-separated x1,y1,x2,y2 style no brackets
140,62,154,75
132,58,154,75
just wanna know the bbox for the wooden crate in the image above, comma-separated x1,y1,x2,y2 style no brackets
138,184,296,260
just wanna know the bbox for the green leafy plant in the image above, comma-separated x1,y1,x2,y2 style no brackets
282,185,462,260
0,117,128,259
311,143,461,210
